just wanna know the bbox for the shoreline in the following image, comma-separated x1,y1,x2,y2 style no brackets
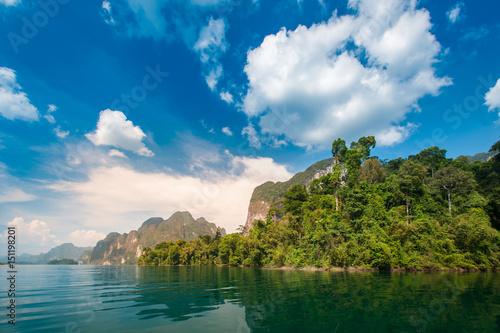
136,264,500,272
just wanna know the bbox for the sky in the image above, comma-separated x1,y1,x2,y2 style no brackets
0,0,499,255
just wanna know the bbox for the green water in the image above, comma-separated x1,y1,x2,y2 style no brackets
0,265,499,332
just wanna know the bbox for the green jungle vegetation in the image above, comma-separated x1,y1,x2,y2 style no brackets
47,259,78,265
138,137,500,270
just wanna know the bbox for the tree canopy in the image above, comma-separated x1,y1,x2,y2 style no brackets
139,137,500,271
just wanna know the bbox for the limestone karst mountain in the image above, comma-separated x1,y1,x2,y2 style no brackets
83,211,226,265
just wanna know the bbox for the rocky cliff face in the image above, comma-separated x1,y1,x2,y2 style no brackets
243,158,335,235
83,212,226,265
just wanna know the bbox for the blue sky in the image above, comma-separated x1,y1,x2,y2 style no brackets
0,0,499,255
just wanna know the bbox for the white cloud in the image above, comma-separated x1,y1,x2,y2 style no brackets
6,217,58,248
485,78,500,121
0,187,36,203
49,155,292,233
0,0,21,6
375,123,418,146
242,124,261,149
220,91,234,104
242,0,451,148
44,104,57,123
86,109,154,157
44,115,55,124
194,18,228,91
48,104,57,112
69,229,106,247
0,67,39,121
54,126,69,139
446,2,464,24
101,0,115,25
222,127,233,136
108,149,127,158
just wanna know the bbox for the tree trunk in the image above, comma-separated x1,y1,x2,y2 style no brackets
406,186,409,226
448,189,452,216
335,185,339,211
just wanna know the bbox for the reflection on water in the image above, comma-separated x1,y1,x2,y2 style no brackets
0,265,499,332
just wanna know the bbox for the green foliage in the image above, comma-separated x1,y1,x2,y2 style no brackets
139,138,500,271
47,259,78,265
409,146,447,178
359,158,386,186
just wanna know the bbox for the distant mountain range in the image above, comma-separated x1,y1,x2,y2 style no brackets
0,243,92,264
82,211,226,265
0,212,225,266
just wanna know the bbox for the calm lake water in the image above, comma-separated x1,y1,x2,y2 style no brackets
0,265,499,332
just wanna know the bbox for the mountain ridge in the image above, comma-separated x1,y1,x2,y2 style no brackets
243,157,335,234
82,211,226,265
0,243,93,264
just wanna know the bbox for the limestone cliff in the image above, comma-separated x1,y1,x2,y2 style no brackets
83,212,226,265
243,158,335,235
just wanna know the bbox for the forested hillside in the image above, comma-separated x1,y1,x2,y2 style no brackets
139,137,500,270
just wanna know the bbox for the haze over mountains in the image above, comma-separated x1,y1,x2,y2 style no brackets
0,243,92,265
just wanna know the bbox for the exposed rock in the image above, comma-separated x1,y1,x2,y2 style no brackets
83,211,226,265
243,158,335,235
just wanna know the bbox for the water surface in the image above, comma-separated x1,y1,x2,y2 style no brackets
0,265,499,332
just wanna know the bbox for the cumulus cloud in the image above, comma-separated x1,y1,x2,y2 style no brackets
44,104,57,123
86,109,154,157
485,78,500,121
446,2,465,24
242,0,451,148
222,127,233,136
101,0,115,25
49,155,292,233
54,126,69,139
220,91,234,104
376,123,418,146
194,18,228,90
0,0,20,6
69,229,106,247
108,149,127,158
5,217,59,250
0,67,39,121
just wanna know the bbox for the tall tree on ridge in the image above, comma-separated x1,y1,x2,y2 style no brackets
331,138,347,211
433,166,475,216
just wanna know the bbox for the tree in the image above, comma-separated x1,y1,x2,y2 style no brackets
331,138,347,211
410,146,447,178
384,157,406,176
359,158,386,186
345,136,376,187
433,166,476,216
396,161,426,224
283,184,308,216
490,138,500,153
